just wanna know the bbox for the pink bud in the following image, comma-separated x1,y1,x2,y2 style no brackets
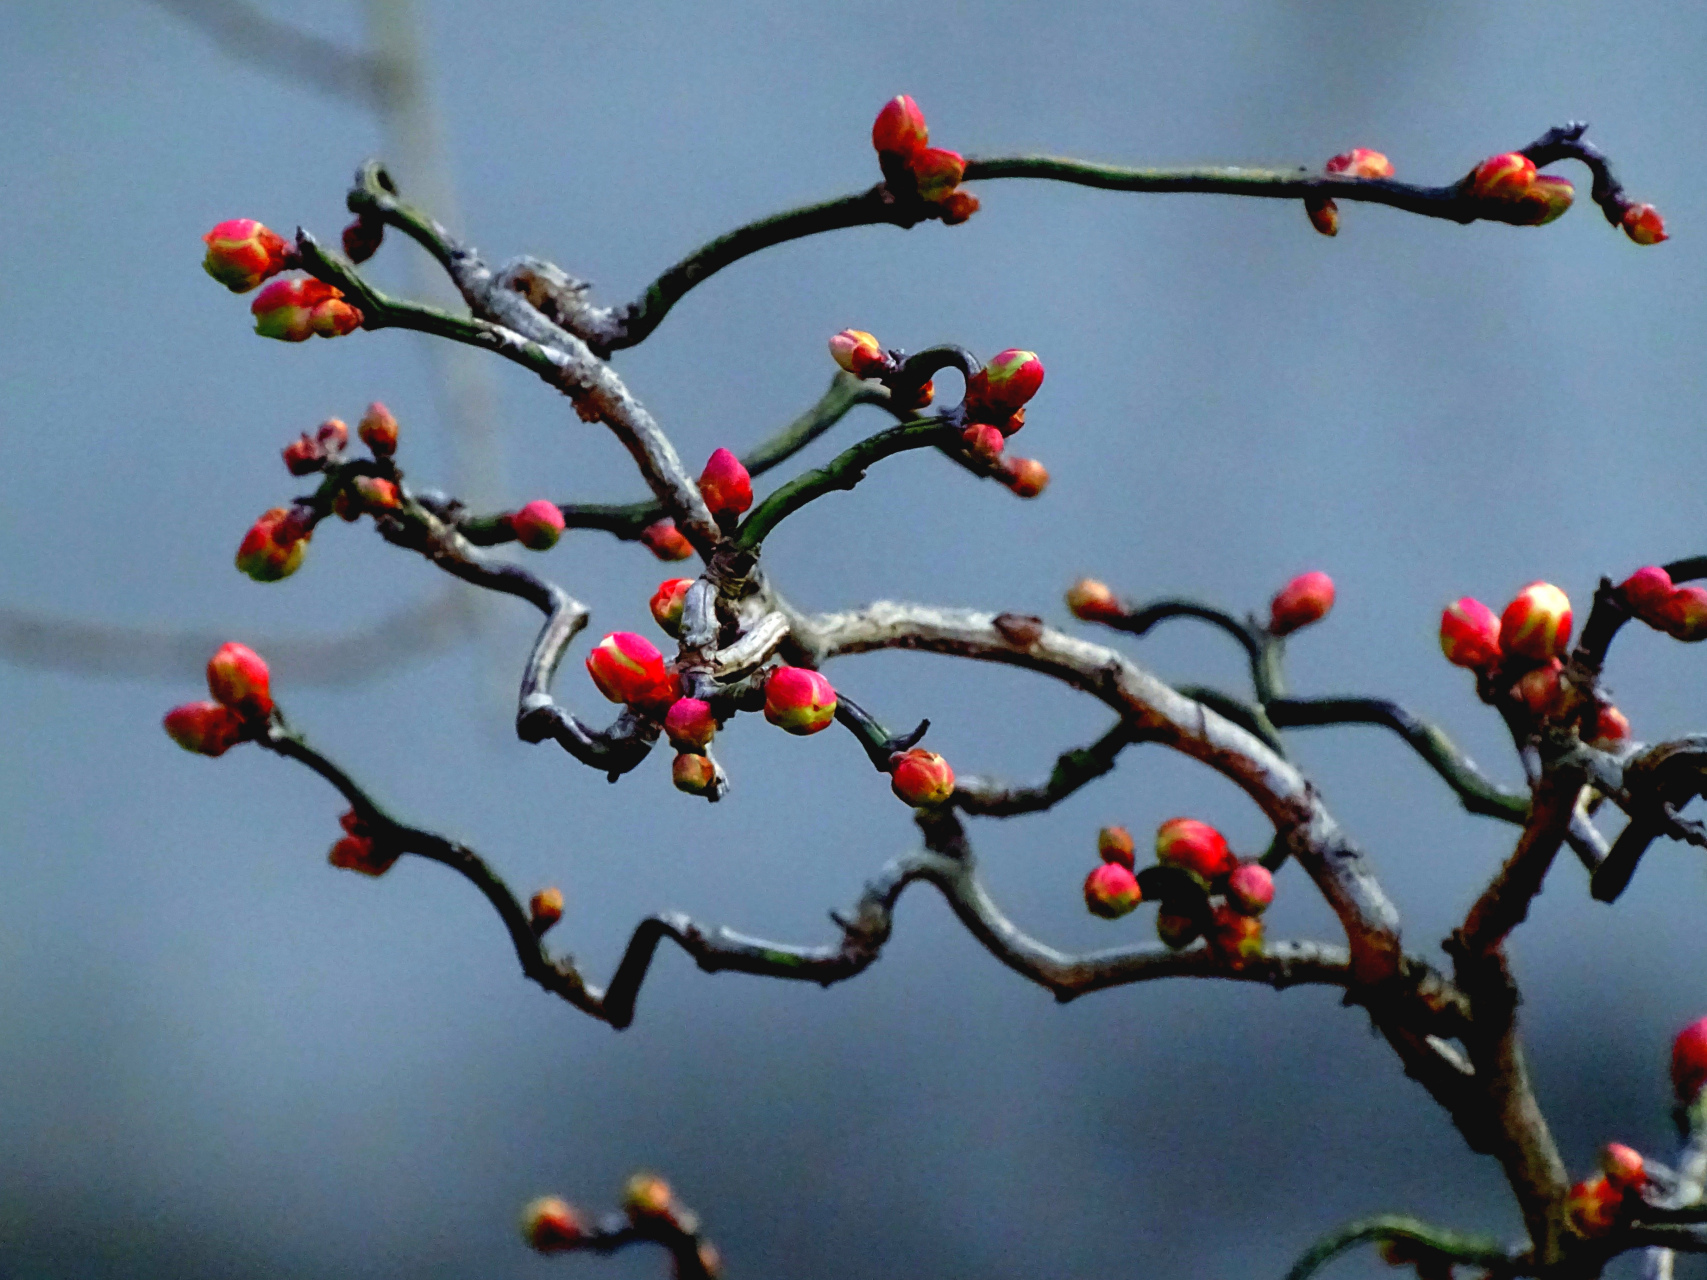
650,578,693,636
1156,818,1235,879
1469,152,1538,202
698,448,753,519
1225,862,1275,915
1659,585,1707,642
908,147,966,203
1269,571,1335,636
236,507,310,582
316,418,349,451
639,519,695,561
1586,704,1631,750
510,500,566,551
358,402,399,455
872,95,929,157
1675,1016,1707,1103
1601,1143,1646,1191
623,1173,674,1221
529,887,564,933
672,752,718,795
163,700,247,757
890,749,955,807
202,219,291,293
251,278,355,342
1066,578,1123,622
1564,1176,1620,1239
1622,203,1668,246
1304,195,1339,237
281,434,324,476
966,350,1045,421
1440,597,1503,669
587,632,668,706
763,665,837,735
1621,565,1675,620
351,476,400,511
961,423,1006,463
1000,456,1049,498
1324,148,1394,179
1210,904,1265,962
665,698,717,751
521,1197,585,1253
1083,862,1142,919
1097,825,1136,869
828,329,891,378
206,642,272,718
1500,582,1573,661
341,216,384,264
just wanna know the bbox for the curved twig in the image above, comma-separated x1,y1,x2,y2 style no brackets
1281,1214,1519,1280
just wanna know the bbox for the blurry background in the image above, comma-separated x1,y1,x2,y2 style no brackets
0,2,1703,1277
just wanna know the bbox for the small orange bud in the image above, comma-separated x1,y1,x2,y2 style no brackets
587,633,668,706
1001,456,1049,498
1269,571,1335,636
1304,195,1339,237
1226,862,1275,915
698,448,752,519
1585,704,1631,750
961,423,1005,463
529,887,564,933
650,578,693,637
163,700,247,757
358,402,399,455
1601,1143,1646,1191
202,219,290,293
1659,585,1707,642
1324,148,1394,179
521,1196,585,1253
1440,597,1502,669
639,518,694,561
1512,174,1574,226
890,749,955,807
510,500,566,551
909,147,966,203
1156,818,1235,879
1500,582,1572,661
1622,203,1667,246
251,278,358,342
236,507,310,582
672,752,718,795
310,296,362,338
316,418,349,451
1066,578,1123,622
1564,1175,1620,1238
1513,658,1566,719
872,94,929,157
281,434,324,476
1209,904,1265,962
1675,1016,1707,1103
623,1173,674,1221
1083,862,1142,918
763,665,837,735
1097,825,1136,869
1470,152,1538,202
966,350,1045,421
938,189,981,225
351,476,400,512
665,698,717,752
206,642,272,718
328,834,398,877
341,216,384,264
828,329,891,378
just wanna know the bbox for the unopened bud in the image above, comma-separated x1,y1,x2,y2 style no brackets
1512,174,1574,226
1269,571,1335,636
351,476,400,512
281,434,324,475
341,216,384,264
1210,904,1265,962
1066,578,1123,622
938,189,981,225
328,834,398,877
698,448,753,519
236,507,310,582
1585,704,1631,751
961,423,1005,463
639,518,694,561
1659,585,1707,642
998,406,1026,437
1156,910,1201,950
1324,148,1394,179
316,418,349,451
623,1173,674,1221
1469,152,1538,202
909,147,966,203
510,500,566,551
521,1196,585,1253
587,632,668,706
163,700,247,757
872,94,929,157
1440,597,1503,669
1564,1176,1620,1238
828,329,891,378
666,698,717,752
1225,862,1275,915
1513,658,1566,719
650,578,693,636
529,887,565,933
1622,203,1667,246
206,642,272,718
966,350,1045,420
1156,818,1235,879
1083,862,1142,919
358,402,399,455
311,296,362,338
763,665,837,735
890,749,955,807
1601,1143,1646,1191
1500,582,1572,661
1304,195,1339,237
1000,456,1049,498
1621,565,1674,621
252,278,359,342
1097,825,1136,869
672,752,718,795
202,219,290,293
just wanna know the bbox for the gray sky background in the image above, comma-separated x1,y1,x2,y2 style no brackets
1,3,1704,1277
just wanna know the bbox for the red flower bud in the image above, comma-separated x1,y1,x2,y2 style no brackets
650,578,693,637
1156,818,1235,879
966,350,1045,420
961,423,1005,463
666,698,717,751
698,448,753,518
1440,597,1502,669
1083,862,1142,918
328,834,398,877
529,887,564,933
1304,195,1339,237
1620,565,1675,620
872,94,929,157
763,665,837,735
1209,904,1265,962
1675,1016,1707,1103
909,147,966,203
1601,1143,1646,1191
1469,152,1538,202
640,518,694,561
672,752,718,795
1324,148,1393,179
1659,585,1707,642
1156,910,1201,950
587,632,668,705
829,329,891,378
1586,704,1631,751
890,748,955,807
351,476,400,511
310,296,363,338
236,507,310,582
206,642,272,718
1269,571,1335,636
202,219,290,293
510,500,566,551
252,278,356,342
341,216,384,264
1511,174,1574,226
1097,825,1136,869
1622,203,1668,246
358,402,399,455
1066,578,1123,622
1226,862,1275,916
1000,456,1049,498
163,700,247,757
1514,658,1566,719
1564,1176,1620,1238
316,418,349,451
281,434,324,475
521,1196,585,1253
938,189,981,225
1500,582,1573,661
623,1173,674,1221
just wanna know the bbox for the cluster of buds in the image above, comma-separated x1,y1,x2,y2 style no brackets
1564,1142,1648,1238
1064,577,1124,623
871,95,979,224
163,642,273,757
888,748,955,808
1465,153,1576,227
639,518,694,561
328,808,399,877
828,328,934,410
958,350,1048,497
1620,565,1707,642
201,217,364,337
1268,570,1336,637
1305,148,1394,237
698,448,753,524
521,1173,717,1273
